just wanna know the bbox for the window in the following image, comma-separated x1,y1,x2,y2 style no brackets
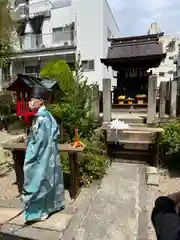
168,70,174,75
169,56,174,60
24,66,40,76
159,72,165,77
22,33,42,50
52,23,74,44
82,60,95,71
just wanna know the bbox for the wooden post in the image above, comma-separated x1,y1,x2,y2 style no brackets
147,75,157,125
68,152,80,199
13,150,25,194
103,78,111,123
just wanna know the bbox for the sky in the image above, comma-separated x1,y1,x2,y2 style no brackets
108,0,180,37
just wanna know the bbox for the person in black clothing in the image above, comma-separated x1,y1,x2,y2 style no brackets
151,192,180,240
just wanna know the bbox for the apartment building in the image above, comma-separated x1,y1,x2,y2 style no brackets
148,23,180,86
7,0,120,90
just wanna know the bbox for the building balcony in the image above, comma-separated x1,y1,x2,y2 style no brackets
17,31,76,52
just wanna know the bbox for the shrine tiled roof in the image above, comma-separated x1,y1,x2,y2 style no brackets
7,74,58,92
101,33,166,69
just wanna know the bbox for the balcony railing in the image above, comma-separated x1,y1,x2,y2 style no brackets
18,31,76,51
24,73,40,77
14,3,29,18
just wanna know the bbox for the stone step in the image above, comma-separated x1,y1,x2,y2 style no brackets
108,149,151,162
111,117,145,124
129,123,147,127
107,130,155,142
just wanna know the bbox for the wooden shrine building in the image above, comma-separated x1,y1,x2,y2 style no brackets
101,33,166,124
6,74,59,117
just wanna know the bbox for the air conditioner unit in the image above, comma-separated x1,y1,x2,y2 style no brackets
40,44,45,48
64,40,73,46
64,41,69,46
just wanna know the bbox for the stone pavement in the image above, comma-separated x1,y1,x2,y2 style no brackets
62,162,148,240
0,208,72,239
0,163,148,240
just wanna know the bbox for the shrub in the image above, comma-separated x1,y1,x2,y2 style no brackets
157,119,180,169
60,128,107,186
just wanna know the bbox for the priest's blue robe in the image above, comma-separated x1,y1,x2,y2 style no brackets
22,107,64,222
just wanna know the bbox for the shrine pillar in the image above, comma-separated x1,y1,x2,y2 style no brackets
147,75,157,125
170,80,177,118
103,78,111,123
91,84,100,121
159,81,167,119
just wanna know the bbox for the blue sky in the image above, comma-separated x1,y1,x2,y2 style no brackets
108,0,180,36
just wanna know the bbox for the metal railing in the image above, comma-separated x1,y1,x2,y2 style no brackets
18,31,76,51
14,3,29,18
24,73,40,77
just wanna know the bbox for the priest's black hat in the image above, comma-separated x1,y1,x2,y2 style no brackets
30,86,50,100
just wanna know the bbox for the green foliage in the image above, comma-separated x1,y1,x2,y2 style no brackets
40,55,107,185
0,1,15,67
79,129,107,185
40,60,76,101
157,119,180,169
60,129,107,185
40,55,94,141
0,91,16,115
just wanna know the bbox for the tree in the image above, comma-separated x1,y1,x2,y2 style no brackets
40,55,94,141
0,0,15,68
40,56,106,186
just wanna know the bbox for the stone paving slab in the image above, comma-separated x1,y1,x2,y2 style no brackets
0,207,72,237
63,162,148,240
0,223,62,240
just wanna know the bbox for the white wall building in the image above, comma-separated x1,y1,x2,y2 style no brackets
9,0,120,90
148,23,180,86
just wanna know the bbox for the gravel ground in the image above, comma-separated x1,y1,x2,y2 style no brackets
0,171,19,200
147,169,180,240
0,132,25,200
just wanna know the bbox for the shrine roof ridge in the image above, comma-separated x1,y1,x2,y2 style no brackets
6,74,58,92
108,32,164,44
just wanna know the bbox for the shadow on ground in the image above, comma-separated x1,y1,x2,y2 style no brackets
0,233,33,240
